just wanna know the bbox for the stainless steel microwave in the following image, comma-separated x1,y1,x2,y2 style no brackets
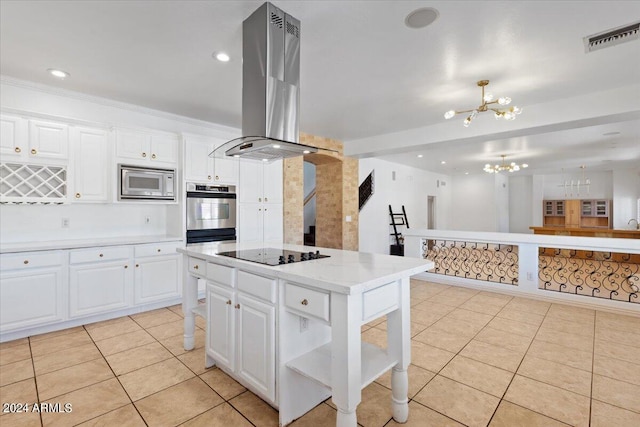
118,164,175,201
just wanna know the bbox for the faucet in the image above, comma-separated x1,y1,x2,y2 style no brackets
629,219,639,230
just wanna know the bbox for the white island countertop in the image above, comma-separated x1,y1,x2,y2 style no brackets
178,241,432,295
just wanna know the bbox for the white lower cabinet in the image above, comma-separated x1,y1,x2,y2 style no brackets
206,269,276,403
0,240,183,339
134,242,181,304
0,251,66,332
69,247,133,317
238,203,283,243
236,293,275,401
206,282,235,370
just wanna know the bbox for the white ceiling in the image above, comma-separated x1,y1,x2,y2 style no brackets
1,1,639,175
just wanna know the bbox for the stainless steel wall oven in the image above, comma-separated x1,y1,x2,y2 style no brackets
186,183,236,244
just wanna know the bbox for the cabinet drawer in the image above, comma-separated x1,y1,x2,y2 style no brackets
70,246,131,264
284,283,329,322
1,251,65,270
188,257,206,276
237,270,275,302
362,281,399,322
207,262,234,287
135,241,181,258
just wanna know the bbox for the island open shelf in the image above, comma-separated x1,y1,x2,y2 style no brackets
286,341,396,390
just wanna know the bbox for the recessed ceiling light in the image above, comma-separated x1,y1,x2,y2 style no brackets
262,159,269,162
405,7,439,29
213,52,230,62
303,150,311,154
441,160,446,164
417,154,423,158
272,144,281,149
465,172,469,175
47,68,69,79
233,154,240,158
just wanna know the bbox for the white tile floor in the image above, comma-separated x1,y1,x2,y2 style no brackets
1,279,639,426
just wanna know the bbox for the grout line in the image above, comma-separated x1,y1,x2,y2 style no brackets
83,320,149,425
27,336,44,427
485,297,550,426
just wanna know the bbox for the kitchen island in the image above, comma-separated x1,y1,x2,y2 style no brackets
178,242,433,427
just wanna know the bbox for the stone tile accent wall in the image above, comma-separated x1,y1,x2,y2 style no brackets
342,157,359,251
316,161,343,249
283,156,304,245
283,133,358,250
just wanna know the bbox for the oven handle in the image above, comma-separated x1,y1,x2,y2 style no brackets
187,192,236,199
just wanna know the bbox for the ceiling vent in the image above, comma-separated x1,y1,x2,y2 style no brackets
584,22,639,53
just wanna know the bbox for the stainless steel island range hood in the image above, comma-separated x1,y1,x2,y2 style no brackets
214,2,318,161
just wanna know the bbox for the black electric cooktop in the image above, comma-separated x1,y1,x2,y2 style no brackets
216,248,330,266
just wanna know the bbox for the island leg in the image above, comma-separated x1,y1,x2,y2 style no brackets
331,293,362,427
387,277,411,422
182,255,198,350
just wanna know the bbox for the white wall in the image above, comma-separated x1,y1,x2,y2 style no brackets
0,204,167,243
494,173,509,232
358,158,451,255
542,171,613,200
612,167,640,228
0,79,240,243
450,173,497,232
509,175,533,233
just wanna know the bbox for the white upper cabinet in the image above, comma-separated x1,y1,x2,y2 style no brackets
238,159,283,243
239,159,283,204
72,127,110,203
116,129,178,166
0,114,27,159
28,120,69,161
0,115,68,164
184,134,238,184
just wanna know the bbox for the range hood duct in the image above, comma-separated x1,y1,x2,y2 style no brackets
214,2,318,161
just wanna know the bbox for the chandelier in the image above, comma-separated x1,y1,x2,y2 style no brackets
484,155,528,173
444,80,522,127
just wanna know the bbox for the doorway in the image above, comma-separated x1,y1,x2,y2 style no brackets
303,161,316,246
427,196,435,229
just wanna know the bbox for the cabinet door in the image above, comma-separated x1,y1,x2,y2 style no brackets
1,267,65,332
544,201,554,216
150,134,178,165
555,201,565,216
206,283,235,370
135,255,180,304
595,200,608,216
239,160,263,203
238,203,263,243
263,203,283,243
69,260,133,317
236,293,275,402
72,127,110,202
116,129,151,162
565,200,581,228
212,157,239,184
29,120,69,161
0,115,27,159
263,159,283,204
184,137,214,183
581,200,593,216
